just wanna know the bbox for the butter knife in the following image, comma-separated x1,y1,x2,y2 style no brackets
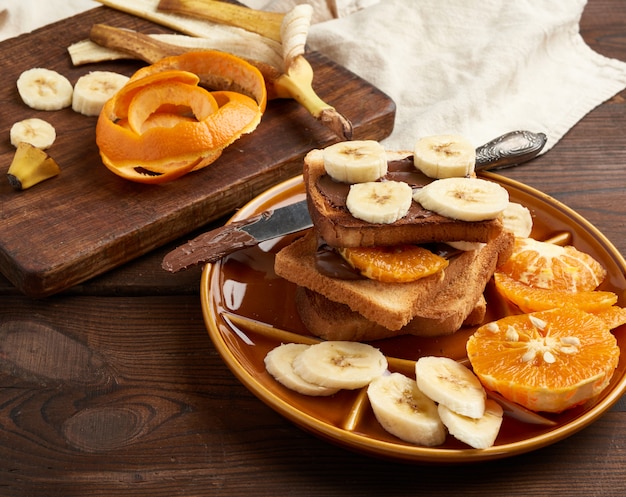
162,130,546,272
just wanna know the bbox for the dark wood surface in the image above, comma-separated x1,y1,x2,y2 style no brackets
1,0,626,495
0,6,394,298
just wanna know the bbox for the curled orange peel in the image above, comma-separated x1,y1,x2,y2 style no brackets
96,50,266,184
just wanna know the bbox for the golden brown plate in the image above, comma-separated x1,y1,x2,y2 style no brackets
200,173,626,463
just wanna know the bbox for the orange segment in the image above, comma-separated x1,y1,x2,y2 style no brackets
467,307,620,412
337,245,449,283
493,272,617,313
498,237,607,292
593,306,626,330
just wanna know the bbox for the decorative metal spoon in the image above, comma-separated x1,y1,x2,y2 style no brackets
475,130,548,171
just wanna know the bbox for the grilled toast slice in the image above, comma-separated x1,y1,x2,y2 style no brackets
295,288,487,341
274,228,514,333
303,148,505,248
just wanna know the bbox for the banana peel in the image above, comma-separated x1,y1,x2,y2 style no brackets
157,0,285,42
7,142,60,190
92,0,353,139
273,55,352,140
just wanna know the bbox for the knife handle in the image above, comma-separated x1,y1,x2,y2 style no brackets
162,215,263,272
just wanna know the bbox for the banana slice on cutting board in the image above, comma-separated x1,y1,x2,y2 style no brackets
438,398,503,449
17,68,73,111
415,356,486,419
323,140,387,183
10,118,56,149
292,341,387,390
414,134,476,179
367,372,446,446
7,142,60,190
72,71,130,116
413,177,509,222
502,201,533,238
346,180,413,224
264,343,340,396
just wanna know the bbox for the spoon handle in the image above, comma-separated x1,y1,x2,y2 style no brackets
475,130,547,171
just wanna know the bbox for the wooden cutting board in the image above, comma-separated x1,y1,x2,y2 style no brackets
0,6,395,297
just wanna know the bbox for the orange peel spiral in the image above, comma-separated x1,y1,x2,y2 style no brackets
96,50,267,184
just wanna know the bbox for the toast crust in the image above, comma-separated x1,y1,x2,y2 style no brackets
296,288,487,341
304,148,504,248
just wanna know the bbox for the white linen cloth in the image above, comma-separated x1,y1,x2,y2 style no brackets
257,0,626,152
0,0,97,41
3,0,626,153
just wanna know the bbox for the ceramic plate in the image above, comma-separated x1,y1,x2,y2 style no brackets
200,173,626,463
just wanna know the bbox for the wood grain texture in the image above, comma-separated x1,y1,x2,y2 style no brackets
0,1,625,496
0,6,395,298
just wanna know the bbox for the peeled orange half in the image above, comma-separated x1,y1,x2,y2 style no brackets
498,237,607,292
467,307,620,413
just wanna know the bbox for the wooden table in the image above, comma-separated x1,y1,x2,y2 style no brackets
1,1,625,495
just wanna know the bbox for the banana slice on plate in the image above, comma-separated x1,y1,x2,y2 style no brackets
413,177,509,222
438,398,504,449
323,140,387,183
367,372,446,446
72,71,130,116
502,201,533,238
264,343,340,396
293,341,387,390
414,134,476,179
10,118,56,149
415,356,486,419
17,68,73,111
346,180,413,224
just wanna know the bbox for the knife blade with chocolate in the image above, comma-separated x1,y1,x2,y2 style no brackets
162,130,547,272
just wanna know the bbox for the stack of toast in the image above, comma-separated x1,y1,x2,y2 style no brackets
275,146,514,341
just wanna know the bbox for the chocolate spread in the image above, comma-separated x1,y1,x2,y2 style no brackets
316,156,438,223
312,156,463,279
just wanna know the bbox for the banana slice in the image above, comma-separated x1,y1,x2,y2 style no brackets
264,343,339,396
438,398,503,449
10,118,56,149
293,341,387,390
7,142,60,190
446,241,486,252
414,134,476,179
415,356,486,419
367,373,446,446
72,71,130,116
346,180,413,224
413,177,509,222
323,140,387,183
502,201,533,238
16,68,73,111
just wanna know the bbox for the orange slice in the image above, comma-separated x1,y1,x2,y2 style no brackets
493,272,617,313
498,237,607,292
337,245,448,283
467,307,620,412
593,305,626,330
